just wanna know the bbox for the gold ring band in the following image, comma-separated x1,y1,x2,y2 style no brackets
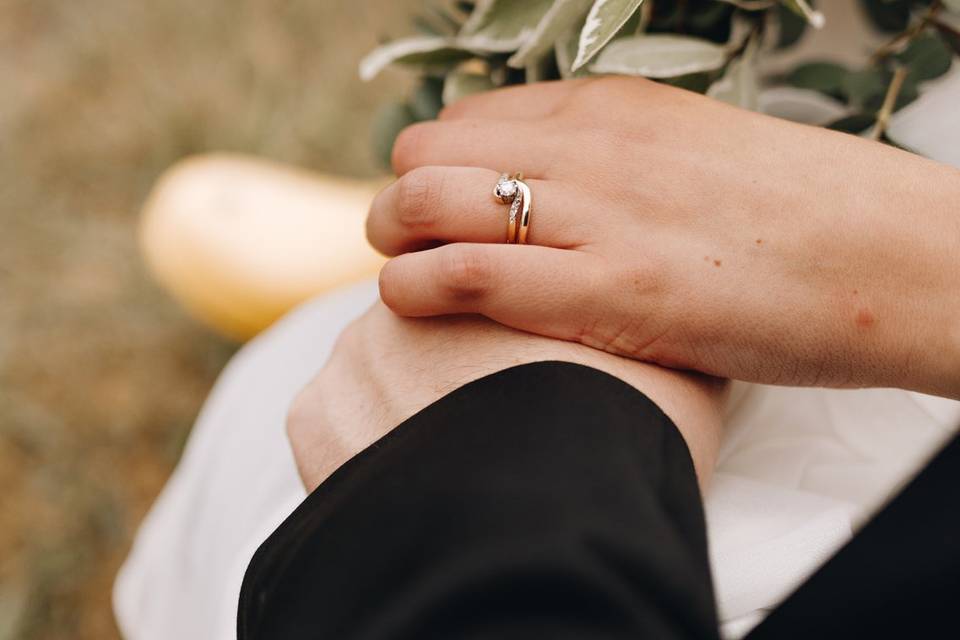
494,171,532,245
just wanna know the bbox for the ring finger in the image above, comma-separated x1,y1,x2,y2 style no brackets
366,166,586,257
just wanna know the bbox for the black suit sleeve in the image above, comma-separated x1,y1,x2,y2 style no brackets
238,361,720,640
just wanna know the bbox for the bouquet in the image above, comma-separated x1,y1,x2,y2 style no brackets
362,0,960,166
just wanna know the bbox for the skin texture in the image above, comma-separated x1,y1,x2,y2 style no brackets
287,303,725,493
367,77,960,399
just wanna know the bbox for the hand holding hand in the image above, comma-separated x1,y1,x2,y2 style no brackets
287,303,724,492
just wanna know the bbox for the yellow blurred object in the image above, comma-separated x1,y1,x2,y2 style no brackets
139,154,387,341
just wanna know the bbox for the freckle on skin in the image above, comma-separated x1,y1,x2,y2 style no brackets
713,259,721,267
756,239,763,245
855,308,875,329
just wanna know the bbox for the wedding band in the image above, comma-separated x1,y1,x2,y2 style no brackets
493,172,532,245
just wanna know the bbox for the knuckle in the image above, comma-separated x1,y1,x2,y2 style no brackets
395,167,441,229
571,77,619,106
391,122,425,173
441,246,492,301
564,76,652,119
438,100,468,120
377,262,402,311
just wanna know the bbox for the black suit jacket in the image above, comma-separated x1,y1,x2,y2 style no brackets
238,362,960,639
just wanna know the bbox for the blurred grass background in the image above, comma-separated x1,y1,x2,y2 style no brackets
0,1,416,637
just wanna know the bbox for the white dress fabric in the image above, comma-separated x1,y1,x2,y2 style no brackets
113,281,960,640
115,60,960,640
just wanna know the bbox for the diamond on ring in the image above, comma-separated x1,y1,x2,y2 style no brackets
494,175,518,202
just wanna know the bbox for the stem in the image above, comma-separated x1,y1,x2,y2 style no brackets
872,66,908,141
792,0,825,29
871,0,943,64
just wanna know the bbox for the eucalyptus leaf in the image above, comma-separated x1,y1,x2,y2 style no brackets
896,33,953,82
707,34,759,110
442,72,496,105
863,73,918,112
507,0,593,68
857,0,909,33
555,19,594,78
826,113,876,134
785,61,848,97
572,0,646,71
460,0,554,52
589,34,727,78
842,68,887,107
776,1,808,49
662,72,712,94
758,87,848,125
360,36,474,81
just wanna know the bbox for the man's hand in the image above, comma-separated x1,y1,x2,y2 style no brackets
287,303,724,492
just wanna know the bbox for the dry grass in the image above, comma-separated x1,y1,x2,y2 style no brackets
0,1,416,637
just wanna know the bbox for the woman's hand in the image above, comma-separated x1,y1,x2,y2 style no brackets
286,303,724,492
366,77,960,398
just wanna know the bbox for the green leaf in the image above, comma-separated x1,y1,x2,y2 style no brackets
758,87,848,125
442,72,496,105
371,102,416,169
826,113,876,134
857,0,909,33
707,34,759,110
359,36,474,81
507,0,594,68
896,33,953,82
555,19,594,78
662,72,712,94
842,68,887,107
785,61,848,97
776,1,809,49
859,71,919,112
572,0,646,71
589,34,727,78
460,0,555,52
